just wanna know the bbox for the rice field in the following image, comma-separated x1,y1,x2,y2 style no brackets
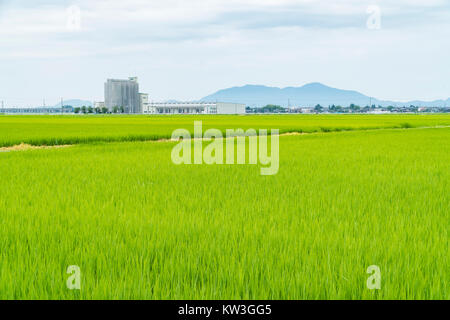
0,115,448,299
1,114,449,147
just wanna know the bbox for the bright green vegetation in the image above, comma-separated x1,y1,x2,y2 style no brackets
0,118,448,299
0,114,449,147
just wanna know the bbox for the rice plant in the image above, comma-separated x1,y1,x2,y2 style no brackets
0,121,447,299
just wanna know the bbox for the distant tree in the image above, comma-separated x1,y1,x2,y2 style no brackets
260,104,285,113
349,104,361,112
387,106,394,112
94,107,101,114
81,106,87,114
409,105,418,113
120,106,125,113
112,106,119,114
314,104,324,113
74,107,81,114
87,106,94,113
101,107,108,114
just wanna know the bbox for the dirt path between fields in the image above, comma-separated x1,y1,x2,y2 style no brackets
0,143,71,153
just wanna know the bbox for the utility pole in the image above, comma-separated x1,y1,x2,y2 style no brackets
61,97,64,114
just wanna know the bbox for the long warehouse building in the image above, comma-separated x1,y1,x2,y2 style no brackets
142,102,246,115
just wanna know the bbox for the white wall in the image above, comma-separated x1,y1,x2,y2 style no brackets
216,102,246,114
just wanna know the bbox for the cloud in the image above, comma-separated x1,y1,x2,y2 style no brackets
0,0,449,105
0,0,447,57
1,0,448,35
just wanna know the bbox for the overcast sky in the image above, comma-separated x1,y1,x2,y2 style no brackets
0,0,449,107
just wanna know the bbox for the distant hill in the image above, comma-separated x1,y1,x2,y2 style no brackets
201,83,450,108
52,99,92,108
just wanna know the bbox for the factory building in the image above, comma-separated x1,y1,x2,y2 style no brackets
104,77,140,113
94,101,106,109
104,77,246,114
142,102,246,115
140,93,149,110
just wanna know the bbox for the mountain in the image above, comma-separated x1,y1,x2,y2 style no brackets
201,83,450,108
52,99,92,108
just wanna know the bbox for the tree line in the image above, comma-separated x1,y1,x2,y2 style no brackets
246,104,450,114
74,106,127,114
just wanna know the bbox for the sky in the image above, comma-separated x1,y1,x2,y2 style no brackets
0,0,449,107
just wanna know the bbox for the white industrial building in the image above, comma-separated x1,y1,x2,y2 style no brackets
103,77,246,114
142,101,246,115
94,101,106,109
140,93,149,110
105,77,140,113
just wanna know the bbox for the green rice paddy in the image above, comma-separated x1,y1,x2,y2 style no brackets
0,114,448,299
0,114,449,147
